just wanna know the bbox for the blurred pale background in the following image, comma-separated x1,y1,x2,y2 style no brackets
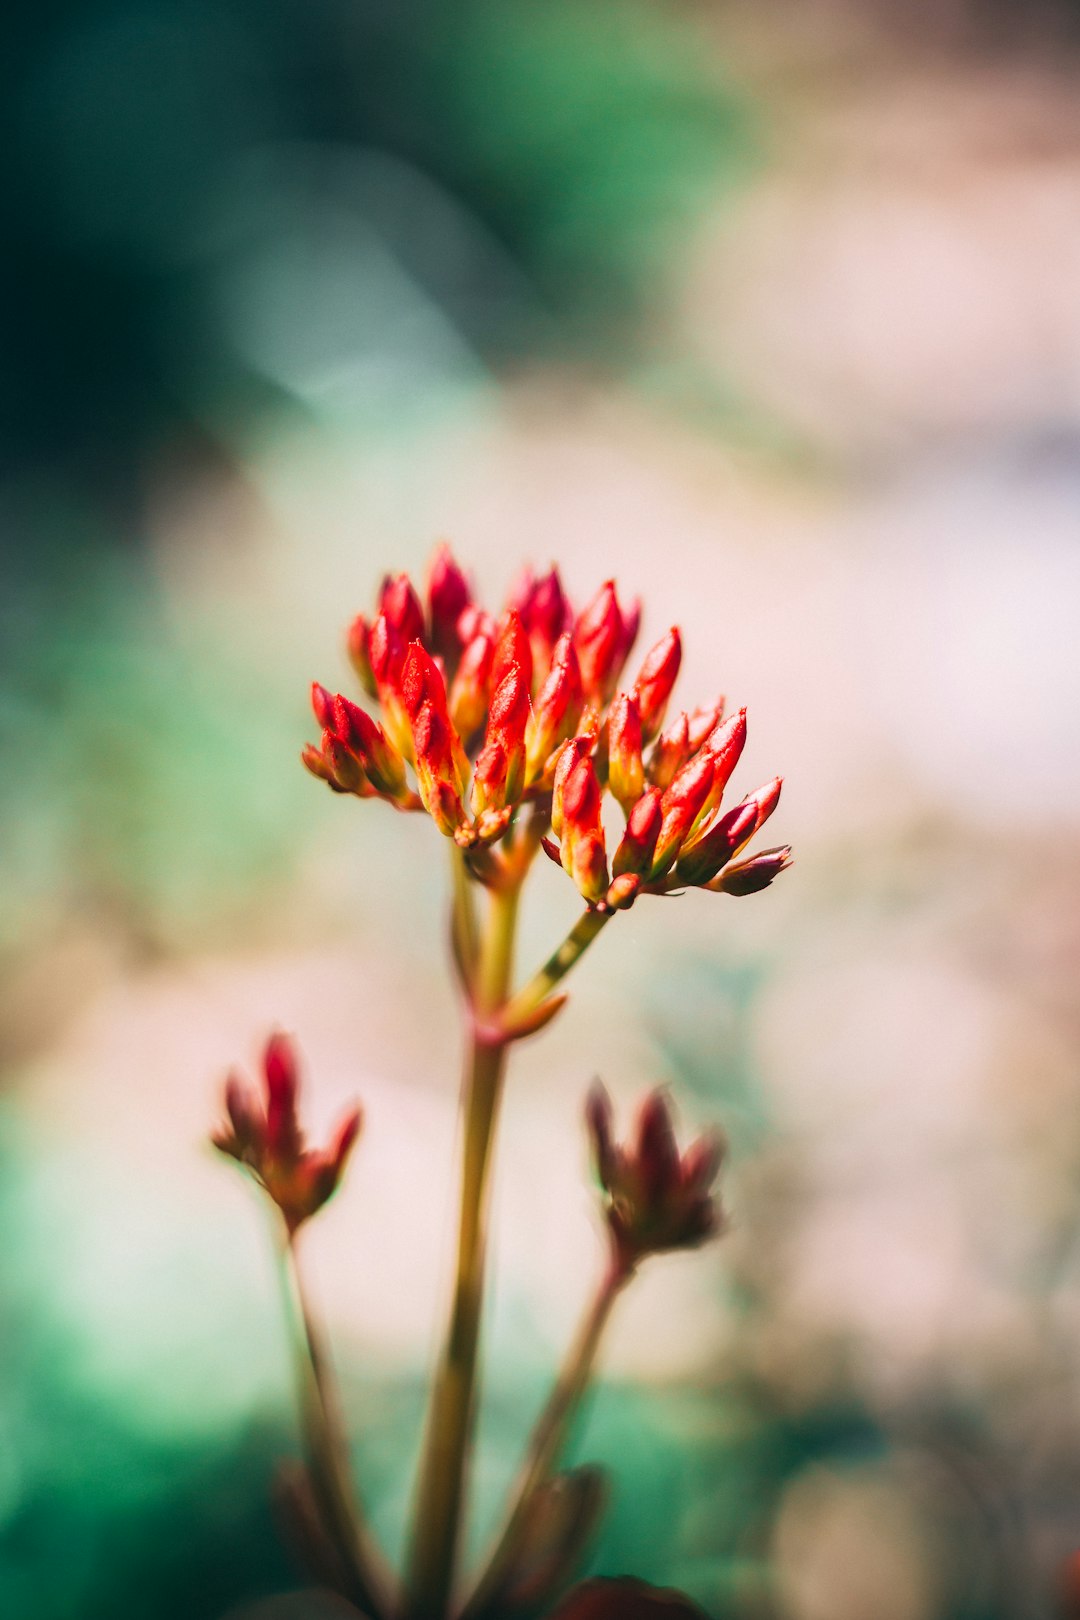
3,2,1080,1617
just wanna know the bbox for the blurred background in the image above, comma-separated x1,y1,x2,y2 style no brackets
3,1,1080,1616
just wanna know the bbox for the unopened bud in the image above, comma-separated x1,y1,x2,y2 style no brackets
707,844,792,896
491,611,533,702
449,628,495,743
427,542,471,667
612,785,663,878
650,752,716,879
346,615,377,698
574,581,637,704
605,873,641,911
473,663,531,814
379,572,425,645
559,754,609,904
647,712,691,790
412,701,469,835
526,634,583,782
633,628,681,741
607,693,644,813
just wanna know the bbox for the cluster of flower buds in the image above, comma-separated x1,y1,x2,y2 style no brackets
585,1082,725,1272
212,1033,361,1234
304,545,790,903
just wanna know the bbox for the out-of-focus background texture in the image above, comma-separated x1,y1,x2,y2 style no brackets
4,1,1080,1616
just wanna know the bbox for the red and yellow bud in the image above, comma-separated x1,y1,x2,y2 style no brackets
708,844,792,895
449,627,495,743
368,613,412,758
212,1033,362,1234
687,701,724,753
678,776,783,887
472,663,531,814
412,701,469,835
559,753,609,904
510,565,572,685
551,735,594,839
604,872,641,911
332,694,409,801
649,751,716,879
526,633,583,782
681,707,747,841
574,581,638,704
586,1083,724,1268
320,732,374,796
491,610,534,702
379,571,425,645
427,542,472,668
311,680,336,731
607,693,644,813
632,628,681,741
612,785,663,878
346,614,377,698
646,712,691,790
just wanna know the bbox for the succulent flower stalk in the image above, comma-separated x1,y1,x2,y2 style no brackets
218,544,790,1620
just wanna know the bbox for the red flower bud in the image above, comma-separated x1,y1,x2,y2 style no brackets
551,735,594,839
378,572,425,645
632,628,681,741
679,776,783,887
585,1084,724,1268
311,681,336,731
646,712,691,790
650,751,716,878
682,707,747,840
473,663,531,814
320,732,373,796
574,581,638,704
526,633,583,782
686,700,724,753
509,564,572,684
212,1033,362,1234
449,627,495,744
604,872,641,911
412,701,468,835
559,754,609,904
612,785,662,878
491,610,533,703
346,614,377,698
331,694,408,800
708,844,792,895
607,693,644,813
427,542,472,667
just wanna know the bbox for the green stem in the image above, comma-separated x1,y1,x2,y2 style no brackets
404,880,521,1620
460,1261,630,1620
277,1231,394,1619
501,906,611,1031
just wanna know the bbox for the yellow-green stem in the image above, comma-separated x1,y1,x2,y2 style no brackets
502,906,611,1030
460,1260,629,1620
277,1231,393,1619
404,880,520,1620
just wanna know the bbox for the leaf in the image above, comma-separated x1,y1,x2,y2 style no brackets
464,1466,608,1620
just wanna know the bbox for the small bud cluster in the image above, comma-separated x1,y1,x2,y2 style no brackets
304,546,790,907
585,1082,725,1271
212,1033,361,1234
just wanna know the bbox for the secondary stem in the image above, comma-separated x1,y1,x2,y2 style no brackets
502,905,611,1030
461,1260,631,1620
277,1231,393,1619
404,879,521,1620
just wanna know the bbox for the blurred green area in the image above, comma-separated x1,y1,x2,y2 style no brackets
2,0,751,499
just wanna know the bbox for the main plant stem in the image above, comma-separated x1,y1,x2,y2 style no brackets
278,1232,393,1619
404,869,521,1620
